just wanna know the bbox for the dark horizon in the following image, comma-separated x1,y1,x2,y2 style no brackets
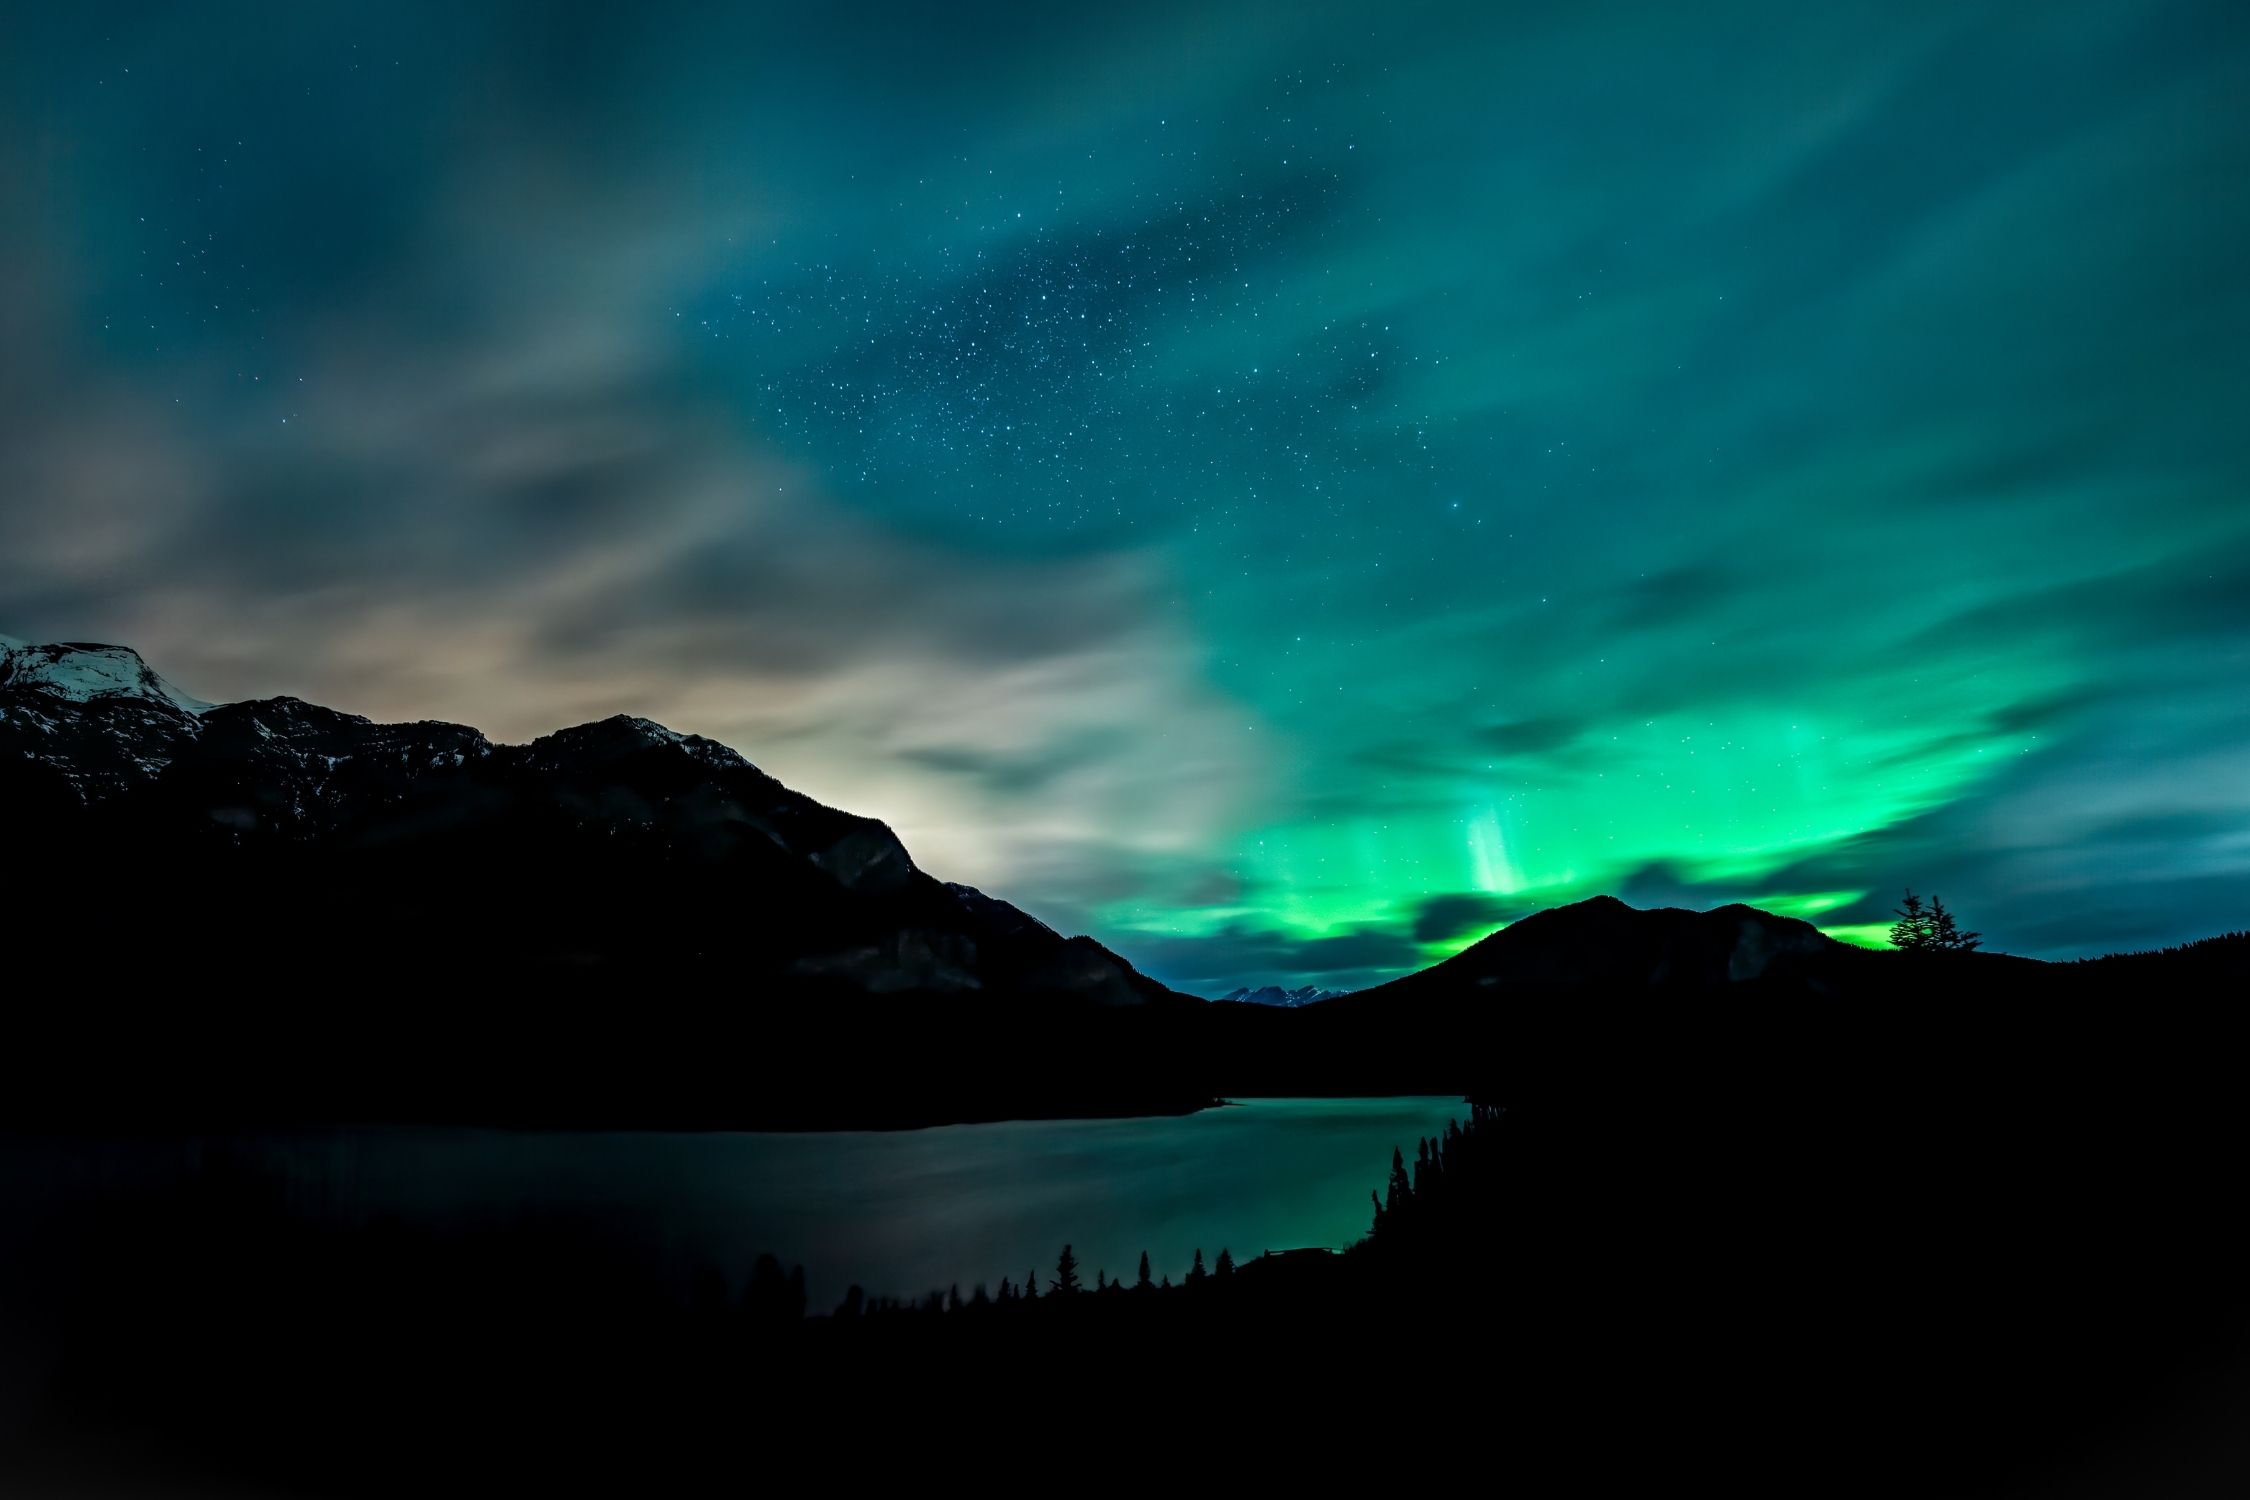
2,630,2241,1002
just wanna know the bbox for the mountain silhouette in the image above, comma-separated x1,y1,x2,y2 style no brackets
4,636,1205,1128
8,634,2245,1129
1375,894,1844,993
3,637,1181,1008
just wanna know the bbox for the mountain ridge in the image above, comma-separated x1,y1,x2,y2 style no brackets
3,633,1187,1013
10,632,2247,1130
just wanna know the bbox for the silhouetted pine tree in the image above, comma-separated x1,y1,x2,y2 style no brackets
1053,1244,1082,1296
1891,889,1938,950
1187,1249,1207,1284
1891,889,1930,949
1929,895,1982,952
1023,1269,1040,1301
1137,1251,1153,1290
1215,1248,1235,1280
1893,889,1983,952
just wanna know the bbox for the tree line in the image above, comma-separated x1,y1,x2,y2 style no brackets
722,1099,1499,1325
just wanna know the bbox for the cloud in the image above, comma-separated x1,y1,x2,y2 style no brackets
1409,892,1532,946
0,120,1271,926
7,0,2250,989
1693,687,2250,957
1470,716,1585,761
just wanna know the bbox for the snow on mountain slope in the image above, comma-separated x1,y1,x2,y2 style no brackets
2,639,215,799
0,640,213,715
1217,984,1350,1006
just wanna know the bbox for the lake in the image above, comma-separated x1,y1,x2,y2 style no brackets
2,1097,1467,1309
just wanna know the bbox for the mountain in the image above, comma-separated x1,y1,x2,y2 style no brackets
1357,894,1852,999
1218,984,1348,1006
11,634,2246,1130
1286,894,1996,1077
1191,889,2250,1102
3,637,1177,998
3,636,1200,1127
0,635,213,714
0,638,216,799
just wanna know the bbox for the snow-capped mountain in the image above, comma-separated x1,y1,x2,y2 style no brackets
1,634,1183,1013
0,638,219,799
0,636,214,715
1217,984,1349,1006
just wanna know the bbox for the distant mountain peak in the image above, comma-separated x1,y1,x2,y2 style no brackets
1218,984,1349,1006
0,638,213,716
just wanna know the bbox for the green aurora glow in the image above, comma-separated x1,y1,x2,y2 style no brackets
3,2,2247,991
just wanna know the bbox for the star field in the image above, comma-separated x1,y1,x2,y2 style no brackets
3,1,2248,991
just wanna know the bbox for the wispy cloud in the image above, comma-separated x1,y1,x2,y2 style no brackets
4,1,2247,992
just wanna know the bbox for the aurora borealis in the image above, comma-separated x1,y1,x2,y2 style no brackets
3,2,2246,992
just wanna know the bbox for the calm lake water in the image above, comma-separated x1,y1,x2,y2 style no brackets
5,1097,1466,1307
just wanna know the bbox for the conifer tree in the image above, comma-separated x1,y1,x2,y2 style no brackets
1891,889,1931,950
1386,1146,1413,1215
1053,1243,1082,1296
1893,889,1982,951
1928,894,1982,952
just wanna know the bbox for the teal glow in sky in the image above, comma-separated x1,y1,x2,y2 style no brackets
4,2,2247,991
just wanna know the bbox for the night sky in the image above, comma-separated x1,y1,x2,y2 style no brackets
4,2,2247,991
